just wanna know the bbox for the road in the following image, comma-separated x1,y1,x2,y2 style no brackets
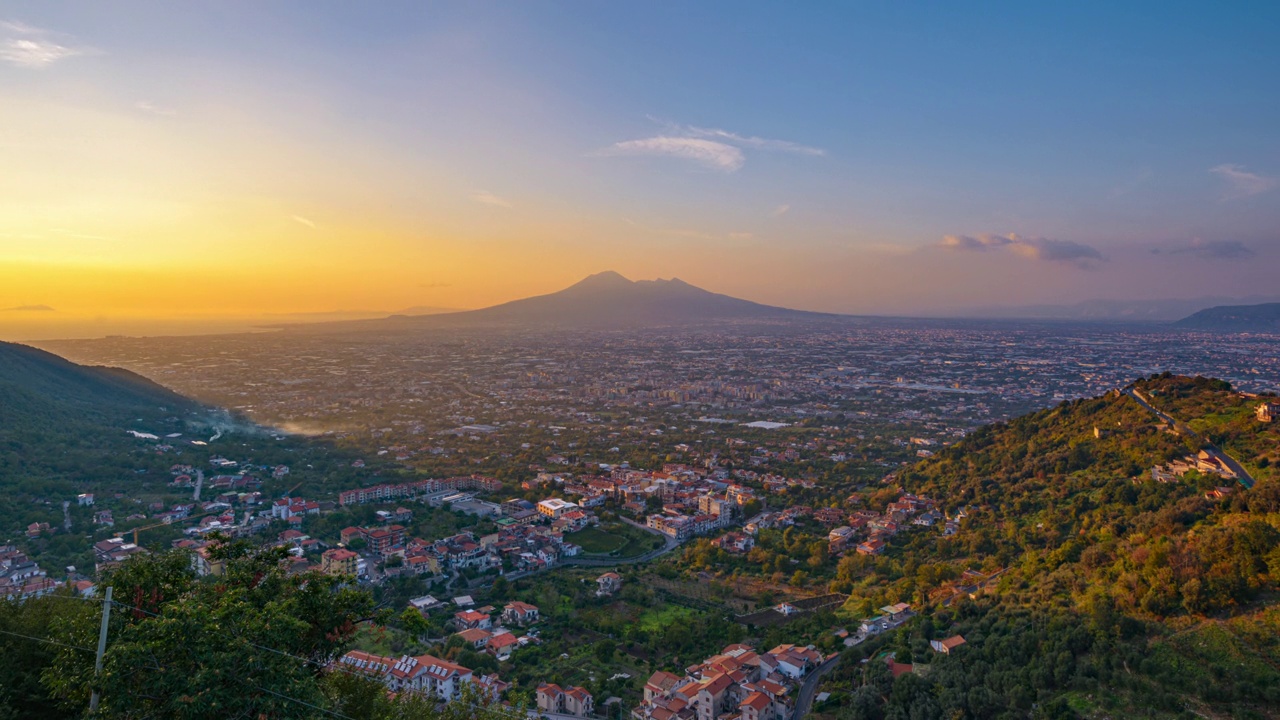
1125,388,1256,489
792,653,841,720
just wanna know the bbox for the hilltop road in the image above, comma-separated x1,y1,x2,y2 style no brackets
1124,388,1255,489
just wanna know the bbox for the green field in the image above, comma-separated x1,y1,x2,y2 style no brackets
637,605,699,632
568,523,662,557
569,526,630,554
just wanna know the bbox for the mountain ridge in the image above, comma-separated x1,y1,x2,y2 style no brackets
1174,302,1280,332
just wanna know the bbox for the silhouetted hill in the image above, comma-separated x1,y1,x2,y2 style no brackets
1174,302,1280,332
287,271,839,332
0,341,195,427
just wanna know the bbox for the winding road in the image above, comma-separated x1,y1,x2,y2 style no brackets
792,653,841,720
1125,388,1255,489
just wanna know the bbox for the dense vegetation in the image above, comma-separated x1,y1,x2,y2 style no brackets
1,540,521,719
817,376,1280,719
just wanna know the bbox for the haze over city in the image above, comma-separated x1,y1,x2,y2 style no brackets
3,2,1279,339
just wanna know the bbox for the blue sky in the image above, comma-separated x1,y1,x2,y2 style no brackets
0,1,1277,331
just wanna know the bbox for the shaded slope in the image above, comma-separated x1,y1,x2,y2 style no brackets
0,341,193,424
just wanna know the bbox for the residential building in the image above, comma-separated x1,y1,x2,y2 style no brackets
597,572,622,597
321,548,360,576
501,601,539,625
930,635,967,654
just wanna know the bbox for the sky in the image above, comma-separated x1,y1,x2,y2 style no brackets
1,2,1278,338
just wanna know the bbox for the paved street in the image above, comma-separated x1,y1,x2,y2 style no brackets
792,654,841,720
1126,388,1256,488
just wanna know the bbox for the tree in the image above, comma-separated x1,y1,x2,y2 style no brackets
594,638,617,662
400,607,433,640
44,539,377,719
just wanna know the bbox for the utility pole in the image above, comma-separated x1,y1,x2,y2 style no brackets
89,585,112,713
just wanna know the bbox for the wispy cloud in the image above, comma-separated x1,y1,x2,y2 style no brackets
940,233,1104,269
596,137,745,172
135,101,178,117
291,215,317,229
682,125,825,157
770,204,791,218
598,119,824,173
1210,164,1276,199
3,304,55,312
0,20,87,68
50,228,110,240
470,191,513,209
623,218,752,241
1153,238,1255,260
1108,168,1153,199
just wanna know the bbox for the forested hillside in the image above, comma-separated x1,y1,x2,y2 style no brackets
0,341,199,476
826,376,1280,719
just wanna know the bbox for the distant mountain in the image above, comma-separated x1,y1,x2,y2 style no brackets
0,341,195,427
1174,302,1280,332
956,295,1280,323
288,271,838,332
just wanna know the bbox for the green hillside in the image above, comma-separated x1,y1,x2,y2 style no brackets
828,375,1280,719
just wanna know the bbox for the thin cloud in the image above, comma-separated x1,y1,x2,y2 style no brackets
50,228,110,240
940,233,1104,269
470,191,513,209
135,101,178,117
1108,168,1153,199
0,20,87,68
683,125,825,157
291,215,317,229
3,304,55,312
770,204,791,218
1155,238,1255,260
596,137,745,172
661,227,721,240
623,218,751,241
600,119,824,172
1210,164,1276,198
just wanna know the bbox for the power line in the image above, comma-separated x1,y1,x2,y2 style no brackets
236,679,357,720
0,625,96,653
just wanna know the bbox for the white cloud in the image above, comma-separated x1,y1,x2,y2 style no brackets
0,20,86,68
597,136,745,172
770,204,791,218
291,215,317,229
470,191,513,209
1210,164,1276,198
